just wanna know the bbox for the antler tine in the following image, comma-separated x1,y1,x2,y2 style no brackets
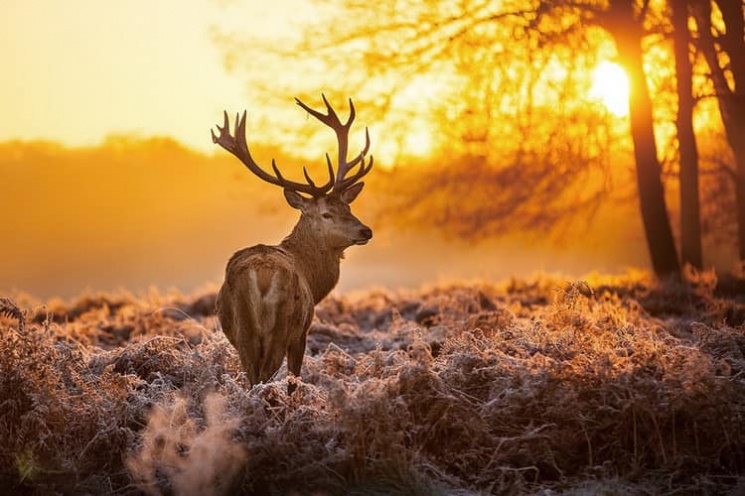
210,111,230,147
295,94,344,128
303,166,319,188
336,155,374,192
321,93,342,125
334,124,372,192
343,126,371,169
345,97,356,128
295,95,373,195
212,109,334,197
235,111,245,151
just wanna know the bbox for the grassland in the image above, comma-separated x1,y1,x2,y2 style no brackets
1,271,744,495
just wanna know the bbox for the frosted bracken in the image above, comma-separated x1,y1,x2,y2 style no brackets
0,272,743,494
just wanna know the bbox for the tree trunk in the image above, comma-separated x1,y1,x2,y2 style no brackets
606,2,681,277
673,0,703,269
694,0,745,262
714,0,745,263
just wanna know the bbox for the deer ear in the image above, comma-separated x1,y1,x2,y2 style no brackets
340,182,365,204
284,189,307,210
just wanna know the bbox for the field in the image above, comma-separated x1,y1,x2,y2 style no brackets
1,271,744,495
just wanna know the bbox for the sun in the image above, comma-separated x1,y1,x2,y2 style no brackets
589,61,630,117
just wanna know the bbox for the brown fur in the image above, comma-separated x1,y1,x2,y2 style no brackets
212,96,373,391
216,194,371,388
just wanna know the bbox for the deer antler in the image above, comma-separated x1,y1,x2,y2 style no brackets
211,110,335,197
295,94,373,195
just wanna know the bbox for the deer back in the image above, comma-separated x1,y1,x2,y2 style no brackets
217,245,314,351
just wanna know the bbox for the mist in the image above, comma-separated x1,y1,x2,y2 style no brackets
0,137,681,301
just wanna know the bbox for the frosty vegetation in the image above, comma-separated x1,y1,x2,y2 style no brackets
1,272,744,495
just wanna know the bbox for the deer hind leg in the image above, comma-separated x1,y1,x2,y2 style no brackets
257,337,286,384
247,267,289,385
286,336,308,395
286,284,313,394
287,336,307,380
256,290,296,384
217,286,258,385
216,285,238,348
238,348,261,386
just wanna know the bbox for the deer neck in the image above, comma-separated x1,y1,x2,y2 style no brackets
279,217,343,303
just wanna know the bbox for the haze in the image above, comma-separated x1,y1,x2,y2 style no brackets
1,0,314,152
1,0,738,300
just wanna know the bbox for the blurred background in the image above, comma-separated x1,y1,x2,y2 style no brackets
2,0,742,299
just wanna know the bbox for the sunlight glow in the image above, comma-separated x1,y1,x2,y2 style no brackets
590,62,630,117
404,127,434,158
0,0,307,152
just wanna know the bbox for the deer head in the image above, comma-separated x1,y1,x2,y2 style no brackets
211,95,373,250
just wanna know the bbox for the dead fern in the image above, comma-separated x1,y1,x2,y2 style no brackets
1,274,745,494
0,297,25,332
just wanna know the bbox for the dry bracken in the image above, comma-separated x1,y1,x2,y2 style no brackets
0,273,743,494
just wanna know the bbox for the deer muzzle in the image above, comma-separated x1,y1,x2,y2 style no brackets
354,225,373,245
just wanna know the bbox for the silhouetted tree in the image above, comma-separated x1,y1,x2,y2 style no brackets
672,0,704,268
692,0,745,263
597,0,680,276
218,0,683,276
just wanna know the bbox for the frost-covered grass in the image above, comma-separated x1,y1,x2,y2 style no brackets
1,272,744,495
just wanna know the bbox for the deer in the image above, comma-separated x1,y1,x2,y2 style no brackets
211,95,373,393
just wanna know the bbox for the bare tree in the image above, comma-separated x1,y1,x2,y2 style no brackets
596,0,680,276
216,0,682,276
672,0,703,269
692,0,745,263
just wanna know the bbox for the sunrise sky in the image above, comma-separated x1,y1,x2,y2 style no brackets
1,0,318,152
1,0,679,300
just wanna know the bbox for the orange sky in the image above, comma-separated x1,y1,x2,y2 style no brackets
1,0,318,152
3,2,712,299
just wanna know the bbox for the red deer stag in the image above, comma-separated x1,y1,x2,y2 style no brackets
211,95,373,392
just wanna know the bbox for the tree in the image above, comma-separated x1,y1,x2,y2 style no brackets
598,0,680,276
217,0,682,276
672,0,704,268
691,0,745,263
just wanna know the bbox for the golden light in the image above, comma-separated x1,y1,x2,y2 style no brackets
589,61,630,117
403,126,435,158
